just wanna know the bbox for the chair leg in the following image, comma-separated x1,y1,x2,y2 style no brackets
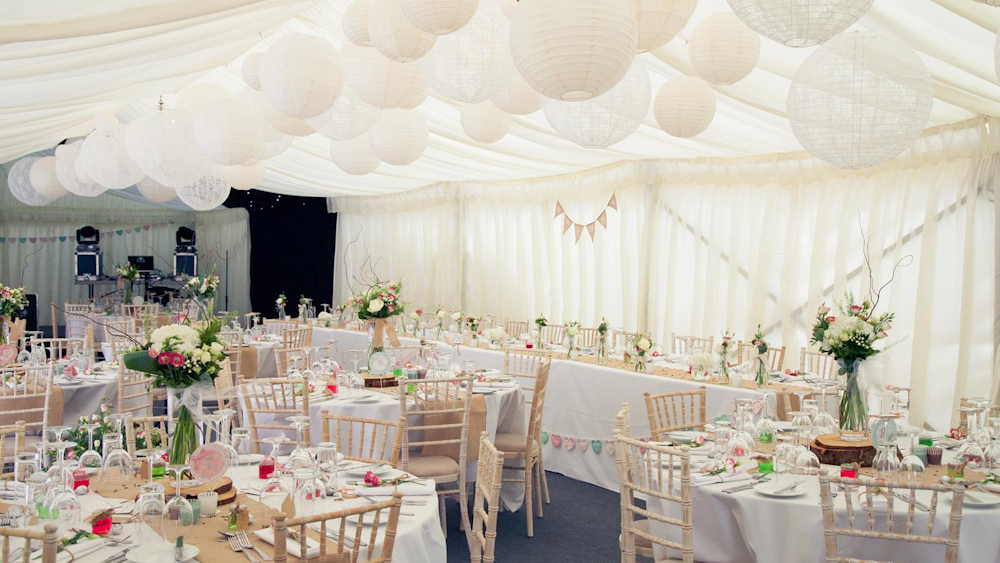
439,494,447,538
525,456,534,538
534,459,544,518
539,449,550,504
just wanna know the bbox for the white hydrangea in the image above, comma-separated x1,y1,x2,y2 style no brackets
150,324,201,354
486,327,507,343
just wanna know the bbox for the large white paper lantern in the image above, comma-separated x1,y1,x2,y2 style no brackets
306,84,382,140
510,0,637,101
194,98,264,165
92,113,119,134
235,89,298,157
137,177,177,203
259,33,342,119
787,30,933,169
461,102,512,143
242,52,264,90
219,161,266,190
369,0,437,62
330,135,382,175
368,109,429,165
542,61,650,149
341,42,429,109
344,0,374,46
636,0,696,53
727,0,874,48
400,0,479,35
653,76,716,137
689,13,760,85
129,109,210,187
498,0,517,19
81,125,145,190
56,141,106,197
419,0,514,103
8,157,52,207
176,175,231,211
29,156,68,199
490,75,541,115
972,0,1000,5
174,84,230,114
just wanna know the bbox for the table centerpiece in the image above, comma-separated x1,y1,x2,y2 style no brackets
629,333,653,372
115,262,139,303
184,266,220,321
0,283,28,362
748,324,770,390
715,330,736,383
353,280,405,363
597,317,609,364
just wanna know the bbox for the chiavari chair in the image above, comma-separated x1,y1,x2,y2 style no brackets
614,430,695,563
265,319,299,337
504,320,528,338
282,326,312,350
644,387,707,442
219,329,243,347
272,493,403,563
398,374,474,536
501,347,553,504
213,362,238,415
243,312,261,330
818,472,965,563
576,327,601,349
120,303,160,322
0,524,59,563
0,365,53,435
240,377,310,454
125,416,171,458
56,301,93,340
276,348,310,376
540,324,564,347
31,337,84,361
320,412,402,467
313,340,339,365
117,354,153,417
383,345,426,367
800,349,837,379
736,341,786,370
106,319,143,359
615,404,654,561
670,334,715,355
0,421,26,470
494,361,550,537
613,330,638,349
470,432,505,563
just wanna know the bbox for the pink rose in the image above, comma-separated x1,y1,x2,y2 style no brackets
364,471,381,487
824,316,836,322
851,305,861,312
148,349,158,358
878,331,888,339
387,305,395,312
818,306,830,314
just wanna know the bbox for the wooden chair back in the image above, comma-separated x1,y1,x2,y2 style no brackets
504,320,528,337
0,365,52,432
117,354,153,417
818,472,964,563
540,324,564,346
314,340,340,365
470,432,505,563
737,341,786,370
106,319,143,358
272,493,403,563
0,421,26,468
276,348,310,376
265,319,299,337
120,303,159,321
613,330,638,349
0,524,59,563
670,334,714,355
282,327,312,350
614,431,694,563
31,337,84,361
502,348,551,404
576,327,601,348
397,374,474,469
383,346,426,367
214,362,238,412
523,362,551,451
62,302,93,340
219,330,243,347
800,349,837,379
644,387,707,441
125,416,171,458
240,377,310,453
320,412,402,467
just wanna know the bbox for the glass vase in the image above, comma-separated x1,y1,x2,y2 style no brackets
754,355,769,390
277,306,286,320
635,355,647,373
838,360,869,442
719,360,730,383
566,336,576,360
597,335,608,364
123,282,132,304
0,317,8,346
166,387,199,466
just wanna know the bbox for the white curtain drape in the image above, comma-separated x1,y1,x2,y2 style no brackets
0,174,251,327
332,117,997,430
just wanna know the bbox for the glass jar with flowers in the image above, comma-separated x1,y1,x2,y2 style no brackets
275,293,287,320
630,333,653,373
115,262,139,304
355,281,405,362
0,283,28,351
715,330,736,383
467,316,481,347
486,327,506,350
749,324,770,390
564,321,580,359
597,317,609,364
534,314,548,350
183,266,219,321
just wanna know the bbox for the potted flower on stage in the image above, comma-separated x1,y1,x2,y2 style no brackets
597,317,610,364
715,330,736,383
0,283,28,364
749,324,770,390
115,262,139,303
564,321,581,360
355,281,405,362
183,266,220,321
275,293,287,320
123,317,229,465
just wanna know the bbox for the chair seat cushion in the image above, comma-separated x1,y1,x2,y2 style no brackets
633,519,652,549
406,455,459,480
494,432,537,453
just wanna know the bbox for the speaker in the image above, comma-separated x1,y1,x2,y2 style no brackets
15,293,37,332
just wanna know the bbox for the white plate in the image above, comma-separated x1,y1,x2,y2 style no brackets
666,431,710,444
347,513,387,527
753,481,808,498
961,492,1000,508
238,454,265,464
348,395,381,404
473,388,497,395
127,544,199,563
773,421,795,432
345,464,392,477
58,379,83,386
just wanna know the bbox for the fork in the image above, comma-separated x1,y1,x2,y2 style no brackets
237,530,273,562
229,535,260,563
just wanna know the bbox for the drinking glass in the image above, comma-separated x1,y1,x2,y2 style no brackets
774,436,796,487
793,450,821,487
77,423,103,473
135,484,167,546
230,428,252,464
260,475,292,521
163,465,193,541
14,452,39,483
873,445,900,481
101,447,134,484
42,463,81,534
24,473,49,521
46,425,72,443
899,455,926,485
292,469,326,518
316,441,340,488
789,411,813,446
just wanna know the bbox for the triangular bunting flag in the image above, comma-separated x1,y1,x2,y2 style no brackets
597,210,608,229
586,222,596,239
554,202,565,219
574,223,584,242
607,193,618,210
562,216,573,234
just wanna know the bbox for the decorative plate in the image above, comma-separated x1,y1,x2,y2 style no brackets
368,352,391,375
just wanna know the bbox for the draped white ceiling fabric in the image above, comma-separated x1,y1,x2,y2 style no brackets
1,0,999,197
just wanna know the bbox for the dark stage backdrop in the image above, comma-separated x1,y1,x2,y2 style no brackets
225,190,336,316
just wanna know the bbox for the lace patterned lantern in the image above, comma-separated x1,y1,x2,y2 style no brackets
176,175,231,211
726,0,874,48
130,109,210,187
8,157,52,206
306,84,382,140
81,125,145,190
56,141,107,197
259,33,342,119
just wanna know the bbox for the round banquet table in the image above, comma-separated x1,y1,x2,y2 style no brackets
52,373,119,425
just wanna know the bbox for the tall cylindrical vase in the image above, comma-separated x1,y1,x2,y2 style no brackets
166,387,199,465
838,360,869,442
597,335,608,364
123,282,132,304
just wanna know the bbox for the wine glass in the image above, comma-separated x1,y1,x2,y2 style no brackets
163,465,193,542
30,441,52,471
900,454,926,485
46,425,72,443
230,428,252,464
13,452,38,483
24,473,49,522
793,450,821,488
789,411,813,446
135,484,167,546
316,442,340,488
43,462,81,534
259,474,292,521
77,423,102,473
52,441,77,465
101,446,134,484
291,469,326,518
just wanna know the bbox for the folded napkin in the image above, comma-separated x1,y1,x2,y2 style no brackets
938,437,962,449
691,466,752,488
857,489,889,510
0,481,26,493
55,539,104,563
356,480,437,497
256,527,320,559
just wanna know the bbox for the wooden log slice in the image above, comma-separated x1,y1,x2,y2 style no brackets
809,433,877,467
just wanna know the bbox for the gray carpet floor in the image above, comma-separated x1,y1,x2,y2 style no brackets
442,472,623,563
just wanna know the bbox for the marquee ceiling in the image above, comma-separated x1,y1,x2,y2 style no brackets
2,0,999,198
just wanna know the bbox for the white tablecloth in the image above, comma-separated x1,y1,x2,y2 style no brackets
53,374,119,425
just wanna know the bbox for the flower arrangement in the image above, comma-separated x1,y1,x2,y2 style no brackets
466,316,480,332
630,333,653,372
714,331,736,382
486,326,507,349
597,317,610,363
184,266,220,319
0,283,28,345
534,314,548,328
690,352,713,373
353,280,405,356
317,311,334,327
564,321,580,359
276,293,287,319
123,316,229,465
115,262,139,302
749,324,770,389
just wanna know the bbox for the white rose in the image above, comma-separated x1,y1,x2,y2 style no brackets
437,311,445,318
368,299,384,314
566,326,579,337
210,342,224,354
637,338,651,351
410,312,419,319
451,312,461,321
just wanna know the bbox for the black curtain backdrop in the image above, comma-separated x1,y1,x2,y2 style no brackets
225,190,336,316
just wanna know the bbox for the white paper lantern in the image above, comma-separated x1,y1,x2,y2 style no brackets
260,33,342,119
995,28,999,82
400,0,479,35
81,125,146,190
195,98,265,165
369,0,437,62
176,175,232,211
727,0,873,48
56,141,107,197
92,113,120,134
305,84,382,140
367,109,429,165
29,156,68,199
542,61,650,149
689,13,761,85
242,52,264,90
8,157,52,207
330,135,382,175
490,75,541,115
972,0,1000,5
343,0,374,46
419,0,514,103
341,42,429,109
219,161,266,190
128,109,210,187
787,30,933,169
498,0,517,19
137,177,177,203
510,0,637,101
653,76,716,137
461,102,512,143
174,84,230,114
73,149,94,185
235,89,299,158
635,0,696,53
